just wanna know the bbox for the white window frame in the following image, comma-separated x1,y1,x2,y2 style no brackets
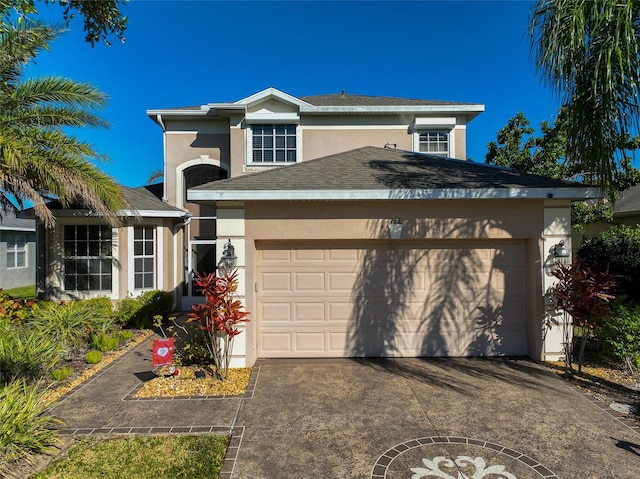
62,224,113,293
127,223,163,295
414,130,450,157
133,225,155,291
6,233,27,269
246,123,300,165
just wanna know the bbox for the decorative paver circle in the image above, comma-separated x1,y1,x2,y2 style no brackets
371,436,559,479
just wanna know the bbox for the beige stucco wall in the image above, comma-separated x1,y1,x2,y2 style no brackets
454,127,467,160
164,129,230,207
302,129,412,161
214,199,549,365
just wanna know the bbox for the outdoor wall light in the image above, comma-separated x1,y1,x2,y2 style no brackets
388,218,403,239
217,239,237,274
550,240,570,265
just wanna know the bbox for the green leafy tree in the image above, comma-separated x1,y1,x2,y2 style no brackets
485,111,570,179
1,0,127,45
487,110,640,229
530,0,640,191
0,20,127,227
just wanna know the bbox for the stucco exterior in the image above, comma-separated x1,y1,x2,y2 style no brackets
208,199,573,366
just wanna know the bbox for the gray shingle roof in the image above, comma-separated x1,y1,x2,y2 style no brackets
121,184,185,213
191,146,587,195
0,210,35,230
300,93,477,107
613,185,640,216
21,184,187,218
153,92,480,112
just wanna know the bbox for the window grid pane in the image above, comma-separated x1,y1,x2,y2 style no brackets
63,225,112,292
133,225,155,290
6,233,27,269
418,131,449,156
251,124,297,163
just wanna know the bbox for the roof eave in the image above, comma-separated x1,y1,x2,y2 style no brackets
299,104,485,115
188,187,602,202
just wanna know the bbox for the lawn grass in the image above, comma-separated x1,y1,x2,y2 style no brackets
33,434,228,479
3,284,36,300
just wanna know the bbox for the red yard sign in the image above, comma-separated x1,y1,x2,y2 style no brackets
152,338,174,367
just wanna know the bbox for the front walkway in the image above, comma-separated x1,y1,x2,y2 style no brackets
49,337,640,479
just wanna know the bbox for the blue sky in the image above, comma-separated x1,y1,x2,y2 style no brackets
27,0,560,187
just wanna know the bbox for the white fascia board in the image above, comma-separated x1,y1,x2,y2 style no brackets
234,87,313,108
203,104,247,112
245,112,300,123
47,209,187,219
118,209,189,218
145,109,209,121
0,226,35,232
299,104,485,114
189,187,602,202
415,117,457,127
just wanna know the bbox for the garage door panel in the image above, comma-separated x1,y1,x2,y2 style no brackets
328,302,352,322
328,271,357,291
295,332,325,352
327,249,359,262
260,272,292,292
260,332,292,354
294,272,325,292
260,302,292,322
295,302,325,321
260,249,291,262
257,241,528,358
293,248,325,261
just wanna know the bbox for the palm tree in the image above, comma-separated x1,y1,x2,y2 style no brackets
530,0,640,190
0,19,127,227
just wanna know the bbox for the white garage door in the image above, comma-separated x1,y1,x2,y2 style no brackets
256,241,528,358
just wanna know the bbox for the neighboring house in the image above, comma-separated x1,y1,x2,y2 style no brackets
611,185,640,226
0,211,36,291
572,185,640,246
31,87,599,366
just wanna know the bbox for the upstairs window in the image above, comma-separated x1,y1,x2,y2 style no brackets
418,131,449,156
6,233,27,269
251,124,297,163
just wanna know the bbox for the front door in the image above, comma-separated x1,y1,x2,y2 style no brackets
182,240,217,310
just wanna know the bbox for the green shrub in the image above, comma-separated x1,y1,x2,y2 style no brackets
91,331,120,352
115,290,173,329
84,351,103,364
78,297,116,333
114,297,143,326
0,322,64,384
175,328,212,365
597,300,640,367
29,302,94,350
50,366,73,381
0,379,61,463
578,225,640,302
118,330,134,341
0,290,38,325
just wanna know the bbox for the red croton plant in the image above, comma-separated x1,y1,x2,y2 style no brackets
550,260,616,374
187,270,250,380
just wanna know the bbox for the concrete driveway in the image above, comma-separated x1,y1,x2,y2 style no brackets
231,358,640,479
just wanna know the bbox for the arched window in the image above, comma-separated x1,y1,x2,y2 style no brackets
183,165,228,206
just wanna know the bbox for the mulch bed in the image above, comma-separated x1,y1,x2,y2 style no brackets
544,359,640,426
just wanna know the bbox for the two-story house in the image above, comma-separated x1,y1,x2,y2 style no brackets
33,87,598,366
